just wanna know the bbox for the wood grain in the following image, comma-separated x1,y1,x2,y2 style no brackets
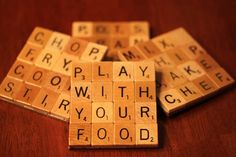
0,0,235,156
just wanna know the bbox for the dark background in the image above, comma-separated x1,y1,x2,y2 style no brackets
0,0,236,157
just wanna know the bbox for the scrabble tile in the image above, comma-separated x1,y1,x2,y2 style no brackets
15,82,41,106
129,22,149,36
92,102,113,123
71,82,92,102
159,89,187,114
52,53,76,75
113,81,134,102
44,32,70,53
0,76,23,100
50,93,70,120
91,123,114,146
136,123,158,146
43,72,68,92
8,59,33,80
80,42,107,61
134,61,155,81
72,62,92,82
72,22,93,37
27,27,53,47
118,27,234,115
70,100,91,123
208,67,235,89
17,43,42,63
25,66,49,86
32,88,59,112
129,35,149,46
114,101,135,123
92,82,112,102
176,82,203,103
192,75,219,96
110,22,130,36
93,22,111,35
69,123,91,146
110,37,129,50
91,36,110,47
135,102,157,123
195,54,220,72
34,49,61,70
64,37,88,56
114,123,136,146
92,62,113,81
118,47,147,61
180,41,206,59
177,61,206,81
136,41,161,58
135,81,156,102
113,62,134,81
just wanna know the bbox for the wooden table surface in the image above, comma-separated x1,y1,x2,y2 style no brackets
0,0,235,157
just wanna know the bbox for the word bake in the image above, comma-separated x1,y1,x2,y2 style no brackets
0,27,107,121
72,21,149,60
69,61,158,148
118,27,235,115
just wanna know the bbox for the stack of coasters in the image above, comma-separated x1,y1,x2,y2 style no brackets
69,61,158,148
0,27,107,121
117,27,235,115
72,21,149,60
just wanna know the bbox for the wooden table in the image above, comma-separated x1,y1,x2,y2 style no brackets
0,0,235,156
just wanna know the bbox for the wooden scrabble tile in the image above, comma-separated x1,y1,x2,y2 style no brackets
15,82,41,106
192,75,219,96
32,88,59,112
151,34,176,52
91,123,114,146
0,76,23,100
64,37,88,56
113,62,134,81
129,21,149,36
135,102,157,123
70,100,91,123
180,41,206,59
44,32,70,53
166,48,190,65
25,66,49,86
92,82,112,102
136,123,158,146
159,89,187,114
114,123,136,146
208,67,235,89
176,82,203,103
17,43,42,63
71,82,92,102
89,36,110,47
136,41,161,58
52,53,76,75
134,61,155,81
92,62,113,81
114,101,135,123
110,22,130,36
93,22,111,35
50,93,70,119
195,54,220,72
110,37,129,50
92,102,113,123
72,22,93,37
161,68,188,87
72,62,92,82
153,53,175,69
118,47,147,61
80,42,107,61
69,123,91,146
8,59,33,80
43,72,68,92
177,61,206,81
135,81,156,102
129,35,149,46
27,27,53,47
34,49,61,70
113,81,134,102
